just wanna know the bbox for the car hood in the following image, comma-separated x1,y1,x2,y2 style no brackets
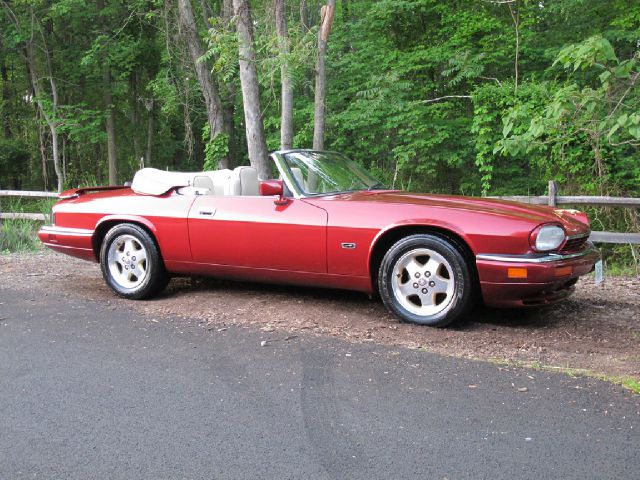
318,190,590,234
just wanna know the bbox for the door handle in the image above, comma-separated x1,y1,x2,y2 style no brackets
198,207,216,217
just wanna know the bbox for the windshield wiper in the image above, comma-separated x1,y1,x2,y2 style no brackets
367,182,385,190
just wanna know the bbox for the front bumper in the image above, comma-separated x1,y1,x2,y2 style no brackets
475,243,601,308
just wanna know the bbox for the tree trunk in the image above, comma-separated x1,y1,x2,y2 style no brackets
104,68,118,185
1,53,11,138
145,98,154,167
37,119,49,190
222,0,237,166
275,0,294,150
25,42,64,192
2,1,62,190
130,71,142,166
312,0,336,150
300,0,309,33
199,0,214,28
506,2,519,92
233,0,270,179
222,0,233,23
62,134,66,180
177,0,229,169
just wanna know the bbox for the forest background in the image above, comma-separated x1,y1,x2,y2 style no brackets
0,0,639,263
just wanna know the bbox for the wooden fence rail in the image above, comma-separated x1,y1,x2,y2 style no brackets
1,183,639,244
490,195,640,209
0,190,57,221
492,181,640,245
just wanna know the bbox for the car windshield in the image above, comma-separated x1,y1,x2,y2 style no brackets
281,151,384,196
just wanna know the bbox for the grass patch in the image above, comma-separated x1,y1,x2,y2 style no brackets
488,358,640,394
0,218,44,253
0,197,54,253
620,378,640,394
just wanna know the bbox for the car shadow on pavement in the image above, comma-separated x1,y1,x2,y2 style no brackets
461,305,563,330
160,274,570,331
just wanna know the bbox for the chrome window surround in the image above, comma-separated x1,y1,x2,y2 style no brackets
271,149,376,199
270,150,308,199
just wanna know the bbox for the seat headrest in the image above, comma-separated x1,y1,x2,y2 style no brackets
207,169,232,196
227,166,259,196
193,175,214,193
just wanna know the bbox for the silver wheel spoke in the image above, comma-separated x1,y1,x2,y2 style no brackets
404,258,424,279
417,290,435,307
424,258,440,277
431,275,451,294
134,249,147,263
124,239,136,254
391,247,456,317
397,281,416,298
131,264,143,280
107,234,148,290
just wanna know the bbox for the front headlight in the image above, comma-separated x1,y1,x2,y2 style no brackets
530,224,565,252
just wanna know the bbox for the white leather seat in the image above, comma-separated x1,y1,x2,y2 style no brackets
226,166,259,196
193,175,214,193
208,169,232,196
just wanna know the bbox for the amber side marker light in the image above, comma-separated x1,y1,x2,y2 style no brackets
507,267,528,279
554,266,573,277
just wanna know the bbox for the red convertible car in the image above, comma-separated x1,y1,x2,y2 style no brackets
38,150,600,327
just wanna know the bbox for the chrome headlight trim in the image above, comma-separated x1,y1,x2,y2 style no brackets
531,224,566,252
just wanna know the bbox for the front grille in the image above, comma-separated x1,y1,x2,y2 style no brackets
561,234,589,253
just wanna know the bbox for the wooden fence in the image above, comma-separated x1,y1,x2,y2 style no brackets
0,190,57,221
491,181,640,245
1,182,639,244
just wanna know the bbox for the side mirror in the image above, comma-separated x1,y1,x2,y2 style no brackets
259,180,289,206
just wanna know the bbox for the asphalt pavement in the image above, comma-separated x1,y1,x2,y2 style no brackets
0,285,638,480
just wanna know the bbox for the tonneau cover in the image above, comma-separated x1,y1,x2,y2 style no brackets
131,168,192,195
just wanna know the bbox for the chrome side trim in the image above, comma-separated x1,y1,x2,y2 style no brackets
39,225,94,237
476,243,598,264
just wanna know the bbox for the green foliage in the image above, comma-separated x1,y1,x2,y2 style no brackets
202,17,239,84
0,0,638,206
497,36,639,194
202,125,229,171
0,218,43,253
0,139,30,189
0,198,50,252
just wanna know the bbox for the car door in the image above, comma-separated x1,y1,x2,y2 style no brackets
188,195,328,273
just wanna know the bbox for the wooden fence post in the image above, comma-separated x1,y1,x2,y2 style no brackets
548,180,557,207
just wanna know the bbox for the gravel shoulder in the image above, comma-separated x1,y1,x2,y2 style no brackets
2,251,639,384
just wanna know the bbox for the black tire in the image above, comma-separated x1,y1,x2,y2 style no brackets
378,234,473,327
99,223,168,299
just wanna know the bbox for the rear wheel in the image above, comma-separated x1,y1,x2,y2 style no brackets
378,234,473,327
100,223,168,299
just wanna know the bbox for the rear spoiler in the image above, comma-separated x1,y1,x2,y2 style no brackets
58,185,128,200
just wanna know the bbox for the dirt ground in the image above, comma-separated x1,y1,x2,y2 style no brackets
2,251,639,381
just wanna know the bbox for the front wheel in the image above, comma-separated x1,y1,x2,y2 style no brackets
100,223,168,299
378,234,474,327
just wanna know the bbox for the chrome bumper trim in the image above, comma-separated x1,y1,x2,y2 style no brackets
476,243,599,264
39,225,94,237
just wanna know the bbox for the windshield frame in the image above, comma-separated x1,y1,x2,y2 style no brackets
271,149,383,198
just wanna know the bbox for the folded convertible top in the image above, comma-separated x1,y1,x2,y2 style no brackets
130,168,193,195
